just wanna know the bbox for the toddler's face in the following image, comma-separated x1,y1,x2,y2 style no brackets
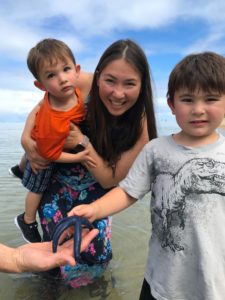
37,58,80,99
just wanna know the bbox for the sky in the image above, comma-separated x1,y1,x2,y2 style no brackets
1,0,225,132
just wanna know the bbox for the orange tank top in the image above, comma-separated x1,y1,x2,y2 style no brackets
31,88,85,160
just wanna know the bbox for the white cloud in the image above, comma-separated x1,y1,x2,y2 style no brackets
0,89,42,115
1,0,225,117
1,0,225,43
1,0,225,60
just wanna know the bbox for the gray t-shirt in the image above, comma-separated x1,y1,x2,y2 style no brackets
119,134,225,300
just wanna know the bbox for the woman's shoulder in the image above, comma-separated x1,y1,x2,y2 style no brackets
77,72,93,100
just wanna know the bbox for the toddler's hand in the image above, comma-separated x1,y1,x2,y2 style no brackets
24,138,49,173
64,123,83,150
76,150,97,167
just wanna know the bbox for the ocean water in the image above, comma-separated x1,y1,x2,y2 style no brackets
0,121,177,300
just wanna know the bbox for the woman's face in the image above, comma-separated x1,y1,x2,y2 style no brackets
97,58,142,116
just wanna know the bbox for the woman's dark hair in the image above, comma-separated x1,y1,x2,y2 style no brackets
87,39,157,171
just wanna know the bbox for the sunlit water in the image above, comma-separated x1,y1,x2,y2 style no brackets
0,121,181,300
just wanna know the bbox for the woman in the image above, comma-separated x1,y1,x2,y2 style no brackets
22,39,157,286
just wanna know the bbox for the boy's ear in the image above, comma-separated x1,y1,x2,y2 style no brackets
75,64,81,79
75,64,81,74
167,98,175,115
34,80,46,91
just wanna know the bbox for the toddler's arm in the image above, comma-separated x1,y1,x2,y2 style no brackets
21,101,42,143
21,101,49,173
55,150,96,167
68,186,137,222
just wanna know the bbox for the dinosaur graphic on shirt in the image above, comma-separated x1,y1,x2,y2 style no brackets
151,158,225,252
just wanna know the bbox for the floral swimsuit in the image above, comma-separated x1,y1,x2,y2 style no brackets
38,162,112,287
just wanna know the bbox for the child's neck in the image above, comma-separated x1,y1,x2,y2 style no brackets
172,131,219,148
48,93,78,111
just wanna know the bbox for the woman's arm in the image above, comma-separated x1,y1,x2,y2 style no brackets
66,118,149,188
86,118,148,187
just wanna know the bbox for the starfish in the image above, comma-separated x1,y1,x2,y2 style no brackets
52,216,94,264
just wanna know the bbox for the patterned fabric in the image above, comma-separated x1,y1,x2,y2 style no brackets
38,162,113,287
22,160,55,193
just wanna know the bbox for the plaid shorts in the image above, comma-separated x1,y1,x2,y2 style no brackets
22,160,55,193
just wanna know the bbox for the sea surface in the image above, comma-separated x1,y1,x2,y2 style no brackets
0,121,179,300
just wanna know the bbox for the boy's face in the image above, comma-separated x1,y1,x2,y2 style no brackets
168,87,225,145
35,57,80,100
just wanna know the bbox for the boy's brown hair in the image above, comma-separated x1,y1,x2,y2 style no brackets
27,38,76,80
167,52,225,103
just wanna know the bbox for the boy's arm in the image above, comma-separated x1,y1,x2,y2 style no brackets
68,186,137,222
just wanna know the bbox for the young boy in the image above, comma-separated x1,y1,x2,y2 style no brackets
13,38,95,243
70,52,225,299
